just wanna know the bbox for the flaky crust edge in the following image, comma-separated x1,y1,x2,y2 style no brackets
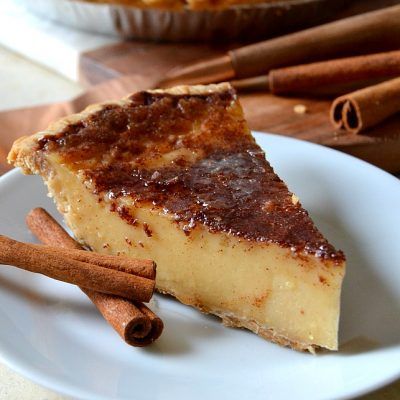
7,83,233,174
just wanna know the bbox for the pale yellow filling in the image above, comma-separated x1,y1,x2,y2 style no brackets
44,157,345,350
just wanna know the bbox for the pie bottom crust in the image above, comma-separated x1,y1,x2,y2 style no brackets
157,288,317,353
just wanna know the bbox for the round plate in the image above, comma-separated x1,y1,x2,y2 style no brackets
0,133,399,400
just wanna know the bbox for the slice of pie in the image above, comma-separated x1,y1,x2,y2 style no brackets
9,83,345,352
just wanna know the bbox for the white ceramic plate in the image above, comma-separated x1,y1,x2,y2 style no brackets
0,132,399,400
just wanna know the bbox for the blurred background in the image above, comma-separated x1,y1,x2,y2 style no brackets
2,0,400,175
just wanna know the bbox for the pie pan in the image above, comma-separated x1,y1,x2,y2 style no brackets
16,0,346,41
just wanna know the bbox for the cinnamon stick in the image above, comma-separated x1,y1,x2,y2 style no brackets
25,208,82,250
0,235,155,303
83,290,150,346
231,51,400,94
26,208,163,346
30,244,156,280
330,77,400,134
269,51,400,95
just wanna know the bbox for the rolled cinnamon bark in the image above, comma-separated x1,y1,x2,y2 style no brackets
269,51,400,95
135,302,164,345
26,208,163,346
30,245,156,280
0,235,155,303
26,207,82,250
83,289,163,347
84,293,164,347
231,51,400,95
83,291,163,347
330,77,400,134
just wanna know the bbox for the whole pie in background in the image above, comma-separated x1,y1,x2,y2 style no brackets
81,0,287,10
16,0,348,41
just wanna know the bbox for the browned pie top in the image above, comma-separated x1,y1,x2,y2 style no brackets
37,88,344,263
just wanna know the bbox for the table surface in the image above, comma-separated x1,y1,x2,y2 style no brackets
0,44,398,400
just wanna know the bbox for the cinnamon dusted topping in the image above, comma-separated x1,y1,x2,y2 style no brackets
143,223,153,237
36,89,344,263
110,205,138,226
319,275,329,286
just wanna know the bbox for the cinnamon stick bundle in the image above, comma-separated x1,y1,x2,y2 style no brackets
0,235,155,302
83,290,163,346
330,77,400,134
162,4,400,86
26,208,163,347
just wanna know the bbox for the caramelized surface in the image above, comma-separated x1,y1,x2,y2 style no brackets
37,89,344,263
